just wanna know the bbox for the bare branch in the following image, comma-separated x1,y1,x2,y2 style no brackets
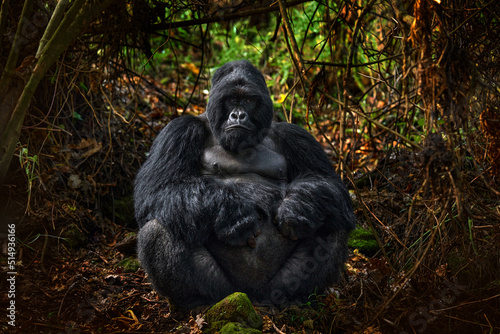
150,0,309,30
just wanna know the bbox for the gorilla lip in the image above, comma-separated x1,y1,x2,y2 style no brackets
226,124,251,131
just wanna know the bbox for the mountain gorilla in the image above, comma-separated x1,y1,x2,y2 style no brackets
134,60,355,310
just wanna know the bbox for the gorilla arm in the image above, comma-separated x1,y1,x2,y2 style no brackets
270,122,356,239
135,116,209,239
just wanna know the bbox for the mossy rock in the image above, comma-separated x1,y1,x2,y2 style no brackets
204,292,262,333
115,257,140,272
348,227,379,255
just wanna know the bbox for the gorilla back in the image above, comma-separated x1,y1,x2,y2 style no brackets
134,60,355,310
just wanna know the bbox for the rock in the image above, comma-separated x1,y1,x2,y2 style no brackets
204,292,262,333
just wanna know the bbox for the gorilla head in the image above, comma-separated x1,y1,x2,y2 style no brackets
205,60,274,153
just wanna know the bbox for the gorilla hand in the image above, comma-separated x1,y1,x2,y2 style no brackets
275,196,324,240
215,202,263,248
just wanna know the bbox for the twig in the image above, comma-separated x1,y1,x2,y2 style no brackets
182,24,208,114
319,89,423,150
272,321,287,334
40,231,49,273
439,314,500,330
341,0,378,173
278,0,305,77
431,293,500,313
448,0,496,36
367,199,451,326
0,0,34,100
58,274,83,317
304,54,403,68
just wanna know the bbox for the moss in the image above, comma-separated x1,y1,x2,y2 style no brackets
219,322,262,333
348,227,379,255
115,257,140,272
62,224,87,249
204,292,262,333
447,253,466,274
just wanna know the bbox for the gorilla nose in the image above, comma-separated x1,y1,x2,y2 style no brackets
230,110,247,122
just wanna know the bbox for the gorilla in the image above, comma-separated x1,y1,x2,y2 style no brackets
134,60,355,310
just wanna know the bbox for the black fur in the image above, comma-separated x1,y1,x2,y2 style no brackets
134,60,355,310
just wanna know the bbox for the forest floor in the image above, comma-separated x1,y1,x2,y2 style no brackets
2,71,500,334
4,193,500,334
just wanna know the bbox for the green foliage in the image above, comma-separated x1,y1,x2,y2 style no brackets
210,22,276,66
348,227,379,255
282,292,344,331
140,2,344,123
73,111,83,121
115,257,141,273
219,322,261,334
19,146,38,188
18,145,39,210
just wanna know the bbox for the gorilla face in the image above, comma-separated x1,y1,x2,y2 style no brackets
206,61,273,153
218,93,265,152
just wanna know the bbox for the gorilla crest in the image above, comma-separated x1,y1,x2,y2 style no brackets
134,60,355,310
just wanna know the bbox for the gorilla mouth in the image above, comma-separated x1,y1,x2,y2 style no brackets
226,124,251,131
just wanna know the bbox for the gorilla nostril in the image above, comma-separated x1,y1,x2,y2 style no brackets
230,110,247,122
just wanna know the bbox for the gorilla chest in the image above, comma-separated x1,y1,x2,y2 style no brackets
200,140,287,185
201,140,294,289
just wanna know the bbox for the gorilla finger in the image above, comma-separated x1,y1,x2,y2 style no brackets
299,216,316,229
247,237,257,248
279,222,290,237
251,224,261,236
227,238,247,247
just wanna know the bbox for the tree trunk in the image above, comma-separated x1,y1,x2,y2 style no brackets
0,0,117,184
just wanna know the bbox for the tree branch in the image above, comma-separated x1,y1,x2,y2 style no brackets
278,0,305,76
0,0,34,101
150,0,309,30
0,0,117,184
0,0,11,41
303,53,403,68
340,0,378,173
36,0,70,58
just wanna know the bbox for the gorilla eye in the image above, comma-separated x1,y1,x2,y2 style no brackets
243,98,257,107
